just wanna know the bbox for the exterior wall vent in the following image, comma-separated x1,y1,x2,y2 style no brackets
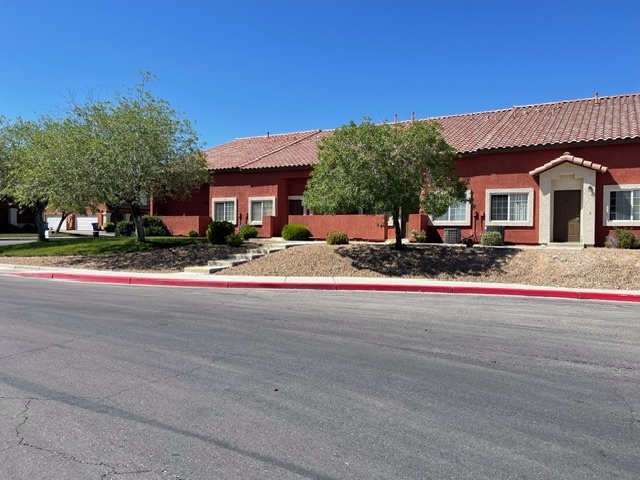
485,225,505,237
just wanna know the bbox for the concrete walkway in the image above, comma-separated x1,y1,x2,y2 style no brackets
1,262,639,303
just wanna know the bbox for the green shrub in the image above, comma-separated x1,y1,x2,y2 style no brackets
206,221,235,245
21,224,37,233
326,231,349,245
102,221,116,233
143,216,169,236
411,229,427,243
239,224,259,240
613,228,639,249
226,233,244,247
481,230,503,246
116,221,135,237
188,230,199,238
281,224,311,241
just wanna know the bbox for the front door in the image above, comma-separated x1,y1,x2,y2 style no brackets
553,190,581,242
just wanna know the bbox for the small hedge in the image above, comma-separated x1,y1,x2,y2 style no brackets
281,224,311,241
188,230,199,238
102,221,116,233
606,227,640,249
326,231,349,245
116,221,135,237
239,224,259,240
481,231,503,246
226,233,244,247
206,221,235,245
143,216,169,237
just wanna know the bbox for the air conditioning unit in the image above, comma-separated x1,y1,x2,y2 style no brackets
444,228,461,244
485,225,505,237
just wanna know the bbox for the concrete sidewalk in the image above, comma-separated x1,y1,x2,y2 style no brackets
2,262,639,303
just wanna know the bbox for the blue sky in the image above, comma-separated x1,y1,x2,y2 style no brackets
2,0,639,148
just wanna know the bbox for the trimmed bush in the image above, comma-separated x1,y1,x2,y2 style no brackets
326,231,349,245
116,221,135,237
102,221,116,233
281,224,311,241
614,227,639,249
481,230,503,246
188,230,199,238
206,221,235,245
226,233,244,247
411,229,427,243
143,216,169,236
239,224,259,240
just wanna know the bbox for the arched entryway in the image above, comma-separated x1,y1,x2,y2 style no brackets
530,152,608,246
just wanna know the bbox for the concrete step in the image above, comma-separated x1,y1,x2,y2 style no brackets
208,258,251,267
183,241,304,274
183,265,229,274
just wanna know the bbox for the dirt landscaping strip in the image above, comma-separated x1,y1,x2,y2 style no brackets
1,242,639,291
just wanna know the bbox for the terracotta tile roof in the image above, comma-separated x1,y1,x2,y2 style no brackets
206,93,640,170
437,93,640,153
529,152,608,176
203,130,325,170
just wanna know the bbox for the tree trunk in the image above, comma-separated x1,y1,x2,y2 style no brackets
393,210,404,250
33,202,48,241
106,204,121,237
131,204,146,242
55,212,68,233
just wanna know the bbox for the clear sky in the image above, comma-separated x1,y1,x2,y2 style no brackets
2,0,639,148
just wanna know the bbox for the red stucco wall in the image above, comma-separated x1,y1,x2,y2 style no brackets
162,215,211,236
288,214,389,241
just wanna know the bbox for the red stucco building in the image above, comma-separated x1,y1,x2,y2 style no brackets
154,93,640,246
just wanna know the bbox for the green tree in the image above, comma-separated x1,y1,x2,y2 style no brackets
71,72,208,242
1,115,98,239
1,117,65,240
303,118,467,249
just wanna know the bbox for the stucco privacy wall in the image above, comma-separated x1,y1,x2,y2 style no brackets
288,214,389,241
162,216,211,236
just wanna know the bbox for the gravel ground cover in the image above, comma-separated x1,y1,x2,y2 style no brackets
1,242,639,290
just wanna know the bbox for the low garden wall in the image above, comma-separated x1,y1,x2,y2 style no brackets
162,215,211,236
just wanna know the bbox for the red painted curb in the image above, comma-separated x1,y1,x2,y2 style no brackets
337,283,454,294
129,277,230,288
228,281,337,290
52,272,132,284
5,271,640,303
7,272,54,279
578,291,640,302
452,285,579,299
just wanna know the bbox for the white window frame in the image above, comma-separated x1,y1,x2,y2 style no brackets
485,188,534,226
430,191,472,226
212,197,237,225
288,195,312,216
249,196,276,225
603,184,640,227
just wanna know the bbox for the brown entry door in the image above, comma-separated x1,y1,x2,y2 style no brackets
553,190,581,242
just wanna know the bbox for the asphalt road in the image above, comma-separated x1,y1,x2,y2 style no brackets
0,277,638,479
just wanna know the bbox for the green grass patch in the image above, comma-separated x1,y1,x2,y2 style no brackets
0,233,39,238
0,236,206,257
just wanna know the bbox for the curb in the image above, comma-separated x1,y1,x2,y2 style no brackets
5,271,640,303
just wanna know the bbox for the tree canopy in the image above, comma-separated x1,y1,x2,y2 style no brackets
68,72,208,241
302,118,467,248
1,72,208,242
0,116,87,240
